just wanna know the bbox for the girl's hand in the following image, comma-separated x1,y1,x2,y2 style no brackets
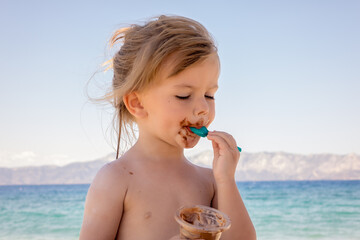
207,131,240,184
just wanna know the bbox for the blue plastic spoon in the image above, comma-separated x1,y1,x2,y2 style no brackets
189,126,242,152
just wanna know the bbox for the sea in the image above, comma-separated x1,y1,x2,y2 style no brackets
0,180,359,240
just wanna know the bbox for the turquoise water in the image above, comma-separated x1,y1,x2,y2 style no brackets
0,181,359,240
238,181,360,240
0,185,85,240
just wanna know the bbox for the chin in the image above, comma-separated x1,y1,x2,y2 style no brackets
184,145,195,149
175,132,201,149
183,138,201,149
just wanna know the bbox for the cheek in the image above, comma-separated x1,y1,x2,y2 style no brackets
156,99,188,123
165,99,189,115
208,102,216,122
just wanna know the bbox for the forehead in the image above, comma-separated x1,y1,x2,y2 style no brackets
156,53,220,87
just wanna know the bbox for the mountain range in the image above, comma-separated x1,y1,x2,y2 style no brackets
188,151,360,181
0,151,359,185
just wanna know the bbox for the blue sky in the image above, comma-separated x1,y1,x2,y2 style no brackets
1,0,359,167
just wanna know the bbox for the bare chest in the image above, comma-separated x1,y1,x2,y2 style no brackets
117,171,214,240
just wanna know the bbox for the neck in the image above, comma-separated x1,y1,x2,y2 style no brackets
130,132,186,165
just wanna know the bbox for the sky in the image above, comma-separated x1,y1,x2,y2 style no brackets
1,0,359,167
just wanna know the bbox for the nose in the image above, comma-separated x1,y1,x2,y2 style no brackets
194,96,209,116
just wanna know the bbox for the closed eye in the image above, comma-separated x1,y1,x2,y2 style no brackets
205,95,215,100
176,95,190,100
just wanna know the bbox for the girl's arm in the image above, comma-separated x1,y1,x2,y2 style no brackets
79,162,127,240
207,131,256,240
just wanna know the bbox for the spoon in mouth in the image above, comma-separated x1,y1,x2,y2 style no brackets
189,126,242,152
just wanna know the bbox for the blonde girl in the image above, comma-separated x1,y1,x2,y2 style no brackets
80,15,256,240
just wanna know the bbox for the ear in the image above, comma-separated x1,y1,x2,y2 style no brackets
123,92,148,118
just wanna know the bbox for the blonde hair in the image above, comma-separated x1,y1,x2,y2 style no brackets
103,15,217,158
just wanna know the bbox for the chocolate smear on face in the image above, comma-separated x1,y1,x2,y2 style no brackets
178,118,205,147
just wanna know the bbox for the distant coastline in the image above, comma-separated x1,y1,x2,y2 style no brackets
1,179,360,187
1,151,359,185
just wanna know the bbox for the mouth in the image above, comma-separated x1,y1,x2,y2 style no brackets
177,118,208,148
179,118,208,139
185,126,197,137
184,124,207,138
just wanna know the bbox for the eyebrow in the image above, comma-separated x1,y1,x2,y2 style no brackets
174,84,219,90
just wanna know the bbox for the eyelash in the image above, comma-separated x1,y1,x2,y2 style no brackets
176,95,215,100
206,95,215,100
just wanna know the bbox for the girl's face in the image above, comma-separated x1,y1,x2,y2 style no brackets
139,53,220,149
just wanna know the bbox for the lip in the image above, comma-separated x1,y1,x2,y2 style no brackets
179,118,207,138
185,126,201,137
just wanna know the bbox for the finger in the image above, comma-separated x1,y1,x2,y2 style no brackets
208,131,238,152
211,140,220,159
209,131,237,149
208,132,240,161
207,132,233,153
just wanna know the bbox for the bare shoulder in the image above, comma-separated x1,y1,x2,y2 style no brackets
79,157,132,240
190,162,215,183
189,163,217,207
93,158,131,187
88,156,137,204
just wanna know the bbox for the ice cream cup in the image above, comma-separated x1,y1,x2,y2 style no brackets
175,205,231,240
